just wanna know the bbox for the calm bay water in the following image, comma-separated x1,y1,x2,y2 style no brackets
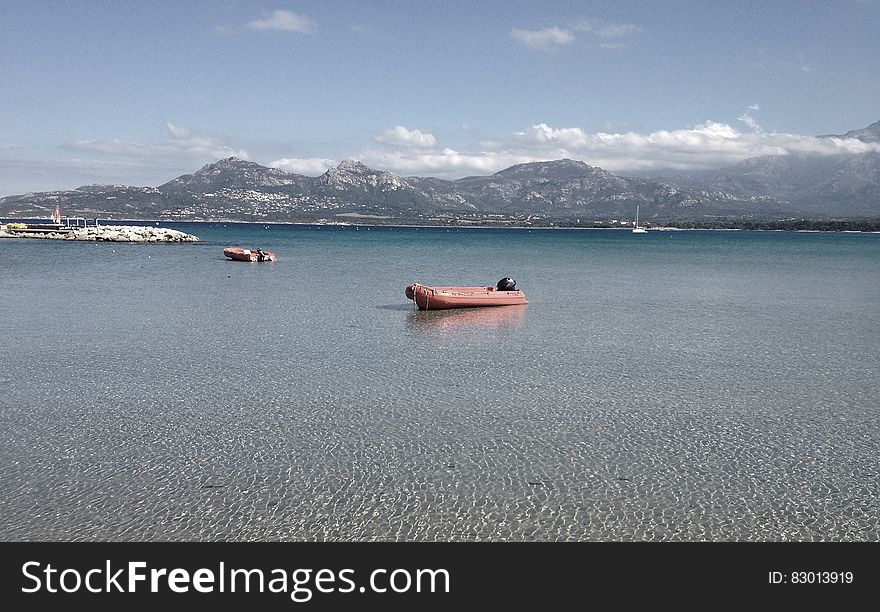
1,224,878,541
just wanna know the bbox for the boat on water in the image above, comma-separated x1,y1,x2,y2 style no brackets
405,278,527,310
223,247,277,262
632,205,647,233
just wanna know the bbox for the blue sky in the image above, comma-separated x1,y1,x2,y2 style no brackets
2,0,879,195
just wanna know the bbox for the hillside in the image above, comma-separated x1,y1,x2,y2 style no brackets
3,120,879,224
0,158,788,225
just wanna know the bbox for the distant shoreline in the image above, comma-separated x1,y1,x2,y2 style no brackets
3,217,880,233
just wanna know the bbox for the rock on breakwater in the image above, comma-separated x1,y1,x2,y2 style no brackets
0,224,199,242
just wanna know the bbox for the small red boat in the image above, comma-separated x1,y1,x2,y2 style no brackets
405,278,527,310
223,247,276,262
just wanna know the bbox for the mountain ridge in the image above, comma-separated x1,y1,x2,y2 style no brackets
818,120,880,143
2,120,879,224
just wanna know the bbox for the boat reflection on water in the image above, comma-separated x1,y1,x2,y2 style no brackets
405,304,527,336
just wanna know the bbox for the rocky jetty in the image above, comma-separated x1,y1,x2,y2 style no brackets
0,224,199,242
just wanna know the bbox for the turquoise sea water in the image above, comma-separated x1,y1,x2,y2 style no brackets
1,224,878,541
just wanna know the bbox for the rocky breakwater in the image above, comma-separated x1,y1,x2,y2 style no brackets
0,224,199,242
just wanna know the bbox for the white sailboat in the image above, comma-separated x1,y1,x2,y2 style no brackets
632,205,647,233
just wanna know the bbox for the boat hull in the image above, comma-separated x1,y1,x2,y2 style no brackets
405,284,528,310
223,247,276,262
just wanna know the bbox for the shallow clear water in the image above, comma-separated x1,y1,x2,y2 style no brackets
1,224,878,541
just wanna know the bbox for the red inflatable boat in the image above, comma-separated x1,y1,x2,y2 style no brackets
405,278,527,310
223,247,276,262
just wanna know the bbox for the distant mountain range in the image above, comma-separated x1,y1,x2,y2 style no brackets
3,121,879,225
660,120,880,218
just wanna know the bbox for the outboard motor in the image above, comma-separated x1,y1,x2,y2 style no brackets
496,277,517,291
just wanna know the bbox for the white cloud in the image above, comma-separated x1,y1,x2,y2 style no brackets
269,157,337,175
513,18,642,52
374,126,437,148
737,105,763,133
9,118,880,195
574,19,643,38
247,9,315,33
349,121,880,178
360,147,532,178
66,122,249,161
505,121,880,171
510,27,574,50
